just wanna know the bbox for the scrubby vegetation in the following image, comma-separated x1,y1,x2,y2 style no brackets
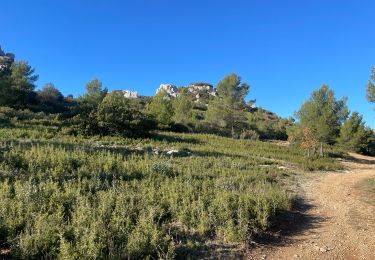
0,45,374,258
0,120,346,258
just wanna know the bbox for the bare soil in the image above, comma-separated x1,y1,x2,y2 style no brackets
248,153,375,260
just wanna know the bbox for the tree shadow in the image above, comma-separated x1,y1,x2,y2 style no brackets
169,223,244,260
252,196,327,247
342,154,375,165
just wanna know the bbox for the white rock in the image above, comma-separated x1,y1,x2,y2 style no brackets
157,84,179,97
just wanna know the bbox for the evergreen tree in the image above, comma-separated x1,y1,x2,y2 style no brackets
0,61,38,109
147,90,173,128
296,84,348,145
0,47,15,106
337,112,371,153
172,89,193,127
79,77,108,109
97,91,154,137
216,73,249,109
206,73,249,137
73,78,108,135
37,83,66,114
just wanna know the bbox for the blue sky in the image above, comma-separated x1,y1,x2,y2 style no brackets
2,0,374,128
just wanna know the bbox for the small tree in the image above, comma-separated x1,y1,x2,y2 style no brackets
206,73,249,137
1,61,38,109
79,77,108,109
96,92,155,137
300,127,319,157
147,90,173,129
296,84,348,147
172,89,194,128
73,78,108,135
37,83,66,114
337,112,371,153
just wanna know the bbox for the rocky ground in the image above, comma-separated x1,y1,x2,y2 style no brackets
248,153,375,260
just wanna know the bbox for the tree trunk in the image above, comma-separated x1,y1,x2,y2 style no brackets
320,142,323,157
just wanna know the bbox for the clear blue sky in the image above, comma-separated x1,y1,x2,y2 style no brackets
2,0,374,128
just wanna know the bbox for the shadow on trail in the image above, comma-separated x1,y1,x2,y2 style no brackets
342,154,375,165
253,196,327,247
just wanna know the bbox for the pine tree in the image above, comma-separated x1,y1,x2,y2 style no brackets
0,61,38,109
206,73,249,137
172,89,193,126
73,78,108,135
337,112,371,153
147,90,173,128
37,83,66,114
296,84,348,145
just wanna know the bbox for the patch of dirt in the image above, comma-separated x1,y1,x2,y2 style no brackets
248,153,375,260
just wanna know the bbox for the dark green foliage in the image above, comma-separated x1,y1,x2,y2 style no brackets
148,90,174,129
296,84,349,144
37,83,67,114
206,73,249,137
172,89,194,130
337,112,372,153
0,61,38,109
96,92,155,137
0,47,15,107
72,78,108,135
0,106,54,125
78,77,108,112
216,73,249,107
247,108,293,140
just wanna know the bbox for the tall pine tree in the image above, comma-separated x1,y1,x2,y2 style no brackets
206,73,249,137
296,84,348,145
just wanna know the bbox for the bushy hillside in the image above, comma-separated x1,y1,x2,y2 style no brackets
0,122,343,258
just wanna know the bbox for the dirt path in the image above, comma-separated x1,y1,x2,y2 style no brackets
249,153,375,260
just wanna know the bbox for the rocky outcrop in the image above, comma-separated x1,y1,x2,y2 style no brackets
112,90,139,98
122,90,139,98
187,83,217,96
156,83,218,100
156,84,179,97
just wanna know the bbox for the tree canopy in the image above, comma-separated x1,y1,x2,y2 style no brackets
206,73,249,137
0,61,38,109
296,84,348,144
97,91,154,137
147,90,173,129
37,83,66,114
337,112,372,153
172,89,194,127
